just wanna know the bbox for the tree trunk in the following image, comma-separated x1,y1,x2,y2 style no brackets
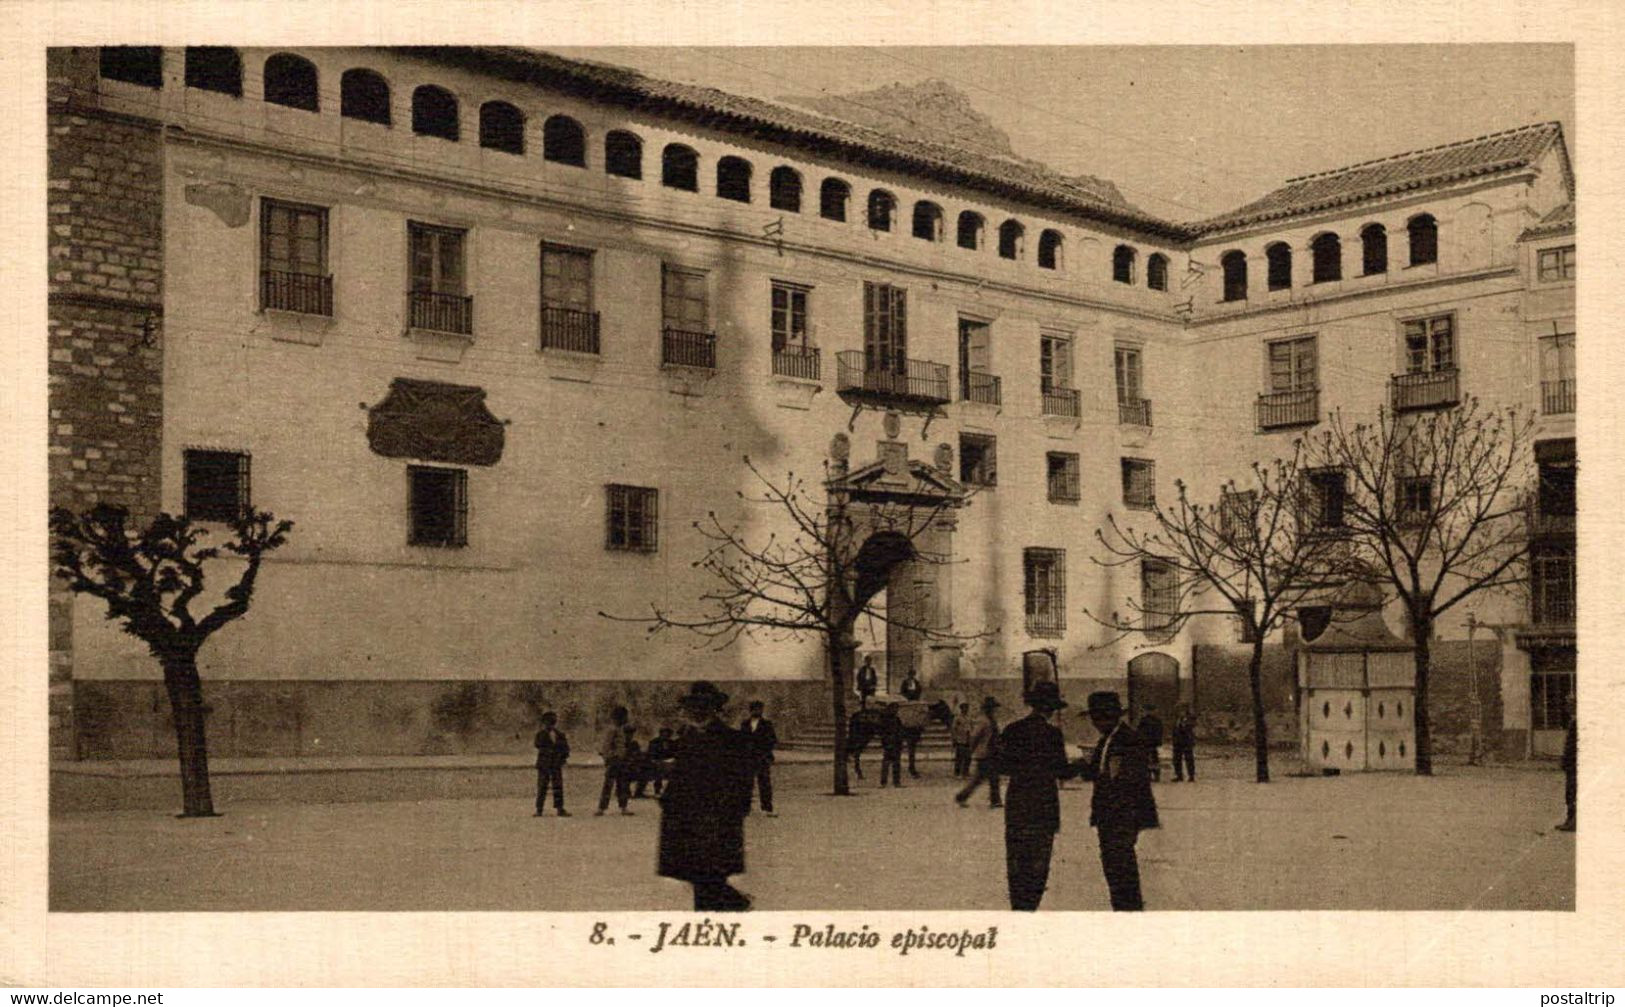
1411,612,1434,776
1247,634,1271,783
161,650,218,817
828,627,852,796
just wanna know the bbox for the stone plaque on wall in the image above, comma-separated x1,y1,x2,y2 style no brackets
366,378,505,466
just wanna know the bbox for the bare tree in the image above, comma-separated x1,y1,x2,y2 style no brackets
51,504,293,817
1303,398,1535,775
604,456,983,795
1088,443,1345,782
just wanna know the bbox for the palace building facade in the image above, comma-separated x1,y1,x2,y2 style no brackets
47,46,1575,761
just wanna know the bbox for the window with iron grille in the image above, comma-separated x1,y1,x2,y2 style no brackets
1538,246,1575,283
771,281,810,353
1235,598,1258,643
1023,547,1065,637
1046,452,1080,503
184,450,250,522
1219,489,1257,542
1141,559,1177,632
959,433,997,487
1306,468,1347,530
1121,458,1155,510
260,199,330,315
662,266,708,331
1397,476,1433,522
1403,314,1454,373
606,484,659,552
1529,648,1575,730
408,466,467,548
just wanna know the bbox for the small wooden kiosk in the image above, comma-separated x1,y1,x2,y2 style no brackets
1297,581,1416,772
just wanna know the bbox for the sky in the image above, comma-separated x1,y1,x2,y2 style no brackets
548,45,1574,222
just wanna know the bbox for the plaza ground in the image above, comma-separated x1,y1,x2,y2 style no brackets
49,750,1574,912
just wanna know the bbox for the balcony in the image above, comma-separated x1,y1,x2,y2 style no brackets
835,351,950,408
1042,386,1080,418
261,269,332,316
1118,397,1153,427
772,345,821,381
540,305,600,354
1390,367,1460,412
1542,378,1576,415
1257,388,1319,430
961,370,1002,406
408,290,473,336
1531,554,1576,626
662,328,716,369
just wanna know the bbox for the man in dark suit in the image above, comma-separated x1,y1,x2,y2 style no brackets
1081,691,1159,910
533,711,571,817
990,681,1078,911
645,726,676,797
740,700,778,816
1171,705,1197,782
856,657,879,709
658,681,755,911
1556,708,1577,832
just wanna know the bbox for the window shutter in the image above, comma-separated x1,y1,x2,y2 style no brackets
645,489,659,551
410,228,434,292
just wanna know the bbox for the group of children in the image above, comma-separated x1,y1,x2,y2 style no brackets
532,707,678,818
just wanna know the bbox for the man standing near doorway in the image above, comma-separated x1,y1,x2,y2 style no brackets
1081,691,1159,910
992,681,1077,911
857,656,879,709
899,666,924,777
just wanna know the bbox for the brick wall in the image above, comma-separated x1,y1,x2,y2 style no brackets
47,49,166,759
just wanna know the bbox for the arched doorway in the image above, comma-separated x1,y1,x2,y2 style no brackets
1127,652,1181,719
852,530,925,694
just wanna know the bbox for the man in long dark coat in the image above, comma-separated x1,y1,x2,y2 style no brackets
658,681,755,911
1081,691,1159,911
1556,709,1577,832
991,681,1078,911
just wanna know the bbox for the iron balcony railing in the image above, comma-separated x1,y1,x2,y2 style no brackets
1041,386,1080,418
408,289,474,336
540,305,600,354
961,370,1002,405
835,351,950,405
1257,388,1320,430
1542,378,1576,415
1531,553,1576,625
1391,367,1460,412
1118,397,1153,427
772,344,821,381
261,269,332,316
662,327,716,369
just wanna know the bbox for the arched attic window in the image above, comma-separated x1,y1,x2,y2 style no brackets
184,46,241,97
957,211,984,251
478,101,525,154
1147,253,1169,291
605,131,642,179
998,220,1024,260
1361,223,1388,275
100,47,164,89
867,190,896,231
716,156,752,202
411,85,459,141
543,115,586,167
1037,229,1063,270
1311,232,1342,283
1266,242,1292,290
1113,244,1137,284
820,178,849,221
340,68,390,125
1221,250,1248,302
263,53,318,112
662,144,699,191
912,201,944,241
1407,213,1438,266
769,167,801,212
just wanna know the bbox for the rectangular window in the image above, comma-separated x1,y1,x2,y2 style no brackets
606,484,659,552
862,282,908,371
1121,457,1156,510
1046,452,1080,503
409,222,466,295
184,449,250,522
1306,468,1347,530
1141,559,1177,632
662,266,708,332
1267,335,1318,392
1529,649,1575,730
1040,331,1073,392
770,281,810,352
1114,345,1143,402
1538,245,1576,283
959,433,997,487
408,465,468,548
1403,314,1455,373
958,317,993,401
1235,598,1259,644
1397,476,1433,521
541,244,593,312
1023,547,1065,637
1219,489,1256,541
260,199,330,314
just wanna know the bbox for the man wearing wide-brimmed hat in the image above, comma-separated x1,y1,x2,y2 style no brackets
1080,690,1159,911
657,681,755,911
991,680,1081,911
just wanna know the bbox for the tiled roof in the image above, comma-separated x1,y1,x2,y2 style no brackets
399,46,1187,238
1194,122,1569,235
1520,201,1575,240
